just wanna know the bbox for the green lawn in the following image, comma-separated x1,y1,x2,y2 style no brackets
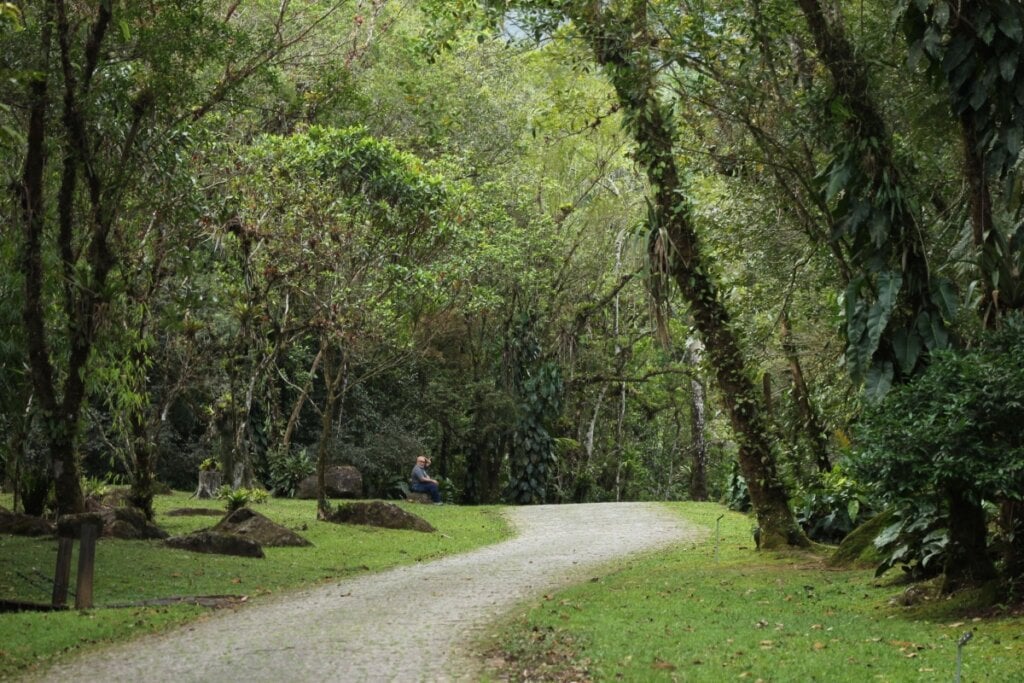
483,503,1024,682
5,497,1022,682
0,491,510,678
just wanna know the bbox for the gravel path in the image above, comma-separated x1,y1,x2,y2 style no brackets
35,502,702,683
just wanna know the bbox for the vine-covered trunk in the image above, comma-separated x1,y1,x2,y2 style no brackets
577,2,805,548
127,409,155,520
686,341,708,501
688,377,708,501
780,312,831,473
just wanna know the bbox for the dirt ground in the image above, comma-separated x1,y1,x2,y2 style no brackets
31,502,702,682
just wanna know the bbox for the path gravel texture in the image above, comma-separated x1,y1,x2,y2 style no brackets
34,502,702,683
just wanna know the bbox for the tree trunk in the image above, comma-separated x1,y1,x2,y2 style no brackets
316,344,347,520
127,408,155,519
193,469,223,499
943,486,998,593
685,340,708,501
999,500,1024,586
574,5,804,548
780,312,832,473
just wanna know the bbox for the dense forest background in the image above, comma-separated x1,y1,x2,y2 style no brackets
2,1,1023,594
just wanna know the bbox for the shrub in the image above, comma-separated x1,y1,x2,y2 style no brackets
199,457,220,472
724,465,751,512
216,486,268,511
853,317,1024,581
267,446,314,498
793,465,873,544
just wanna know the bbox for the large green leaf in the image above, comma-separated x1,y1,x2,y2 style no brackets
864,360,894,402
930,277,958,321
891,326,922,376
866,271,902,354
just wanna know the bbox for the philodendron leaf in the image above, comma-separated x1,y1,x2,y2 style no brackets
891,326,922,376
864,361,894,402
930,277,958,321
866,271,902,356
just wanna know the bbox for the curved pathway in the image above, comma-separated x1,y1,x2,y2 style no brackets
36,502,702,682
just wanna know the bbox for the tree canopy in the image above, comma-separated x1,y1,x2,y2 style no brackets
2,0,1023,594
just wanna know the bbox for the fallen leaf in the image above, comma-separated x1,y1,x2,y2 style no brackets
947,621,965,629
230,577,241,584
811,624,823,630
813,642,827,651
652,659,676,671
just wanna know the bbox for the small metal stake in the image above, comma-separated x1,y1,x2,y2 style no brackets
714,514,724,563
954,630,973,683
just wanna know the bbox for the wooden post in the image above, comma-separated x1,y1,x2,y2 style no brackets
75,521,98,609
52,537,74,607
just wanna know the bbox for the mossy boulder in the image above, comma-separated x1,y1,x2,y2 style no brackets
211,507,311,547
0,508,55,536
165,531,265,558
326,501,435,533
828,509,894,568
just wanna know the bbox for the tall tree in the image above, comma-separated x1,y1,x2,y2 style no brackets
4,1,351,514
526,0,807,547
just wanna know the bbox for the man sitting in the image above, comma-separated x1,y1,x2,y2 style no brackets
409,455,442,504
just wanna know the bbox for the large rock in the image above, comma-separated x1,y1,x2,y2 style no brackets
165,507,225,517
58,508,168,540
165,531,265,558
101,506,170,540
326,501,435,533
296,465,363,500
211,507,311,547
0,508,55,537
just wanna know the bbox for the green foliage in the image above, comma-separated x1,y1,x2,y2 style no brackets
199,458,220,472
267,447,314,498
725,466,751,513
793,466,873,544
505,314,564,504
899,0,1024,179
216,486,268,512
854,316,1024,575
872,504,948,580
80,476,112,501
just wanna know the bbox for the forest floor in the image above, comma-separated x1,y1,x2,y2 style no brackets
25,502,701,682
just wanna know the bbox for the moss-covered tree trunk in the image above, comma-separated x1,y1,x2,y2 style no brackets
574,1,806,548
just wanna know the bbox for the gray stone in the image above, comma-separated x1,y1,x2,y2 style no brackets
165,530,265,558
0,509,55,536
165,507,225,517
211,507,311,547
295,465,363,500
326,501,435,533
